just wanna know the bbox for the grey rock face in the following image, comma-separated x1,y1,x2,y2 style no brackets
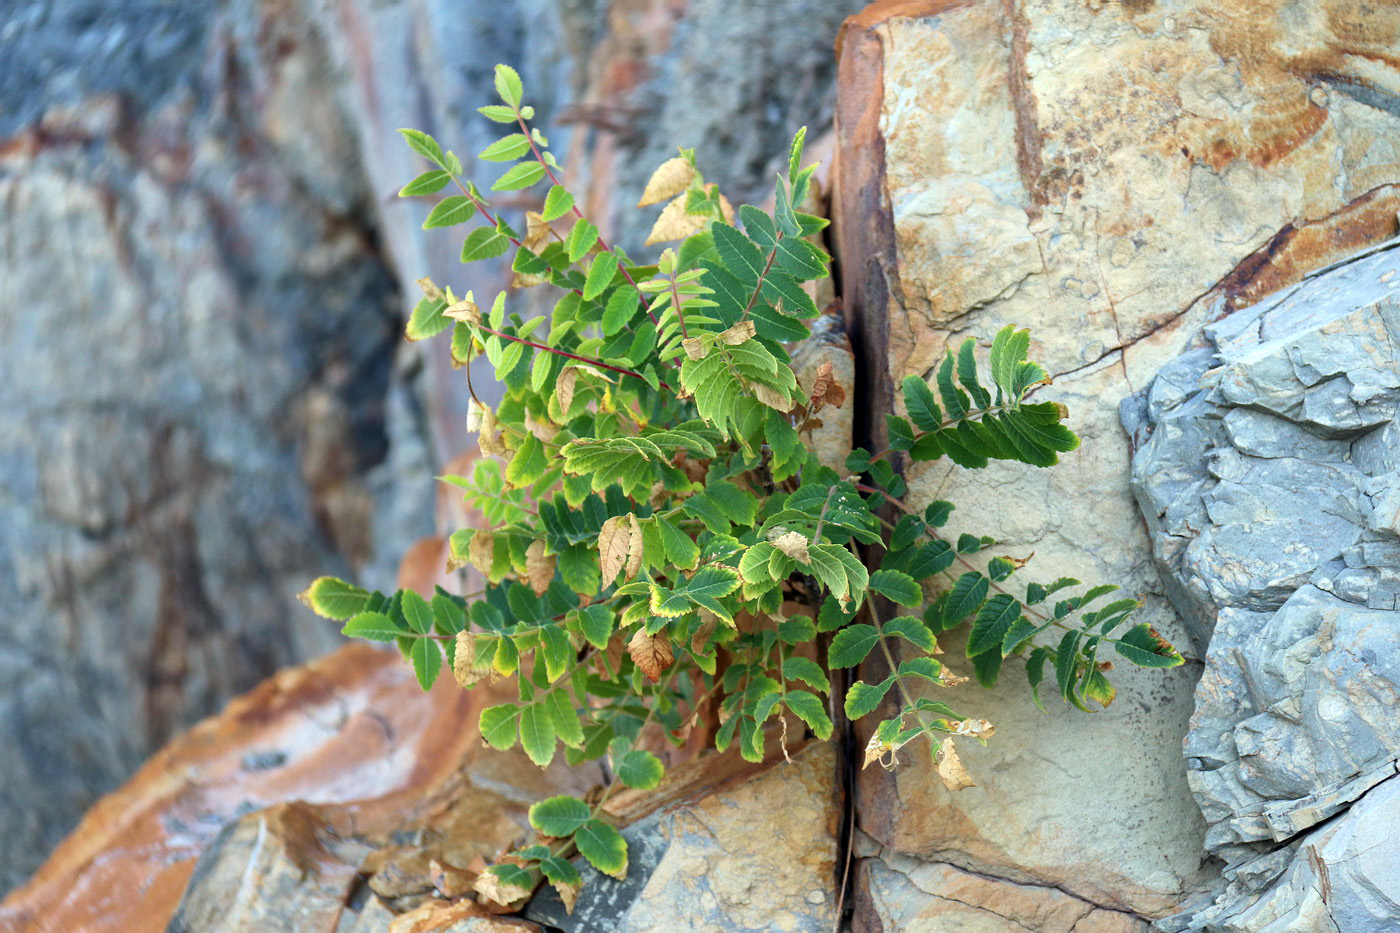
0,0,423,893
1126,240,1400,930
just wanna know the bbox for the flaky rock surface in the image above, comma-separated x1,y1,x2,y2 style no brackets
1129,240,1400,931
834,0,1400,926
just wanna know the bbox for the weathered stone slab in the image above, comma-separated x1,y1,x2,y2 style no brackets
834,0,1400,924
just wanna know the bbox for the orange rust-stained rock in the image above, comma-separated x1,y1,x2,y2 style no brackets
0,644,595,933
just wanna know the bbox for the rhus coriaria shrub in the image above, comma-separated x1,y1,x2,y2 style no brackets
301,64,1184,911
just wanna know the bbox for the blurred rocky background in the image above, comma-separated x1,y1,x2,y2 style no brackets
0,0,862,898
7,1,1400,931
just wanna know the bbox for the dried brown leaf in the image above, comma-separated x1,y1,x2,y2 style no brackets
468,530,495,576
936,738,976,791
554,877,582,915
749,381,792,412
444,295,480,325
628,628,673,683
523,210,552,251
556,366,578,414
953,718,996,742
771,530,810,564
624,513,644,581
477,407,506,457
638,156,696,207
416,276,444,302
597,516,631,585
473,868,533,911
646,194,708,245
718,320,756,346
681,337,707,361
526,539,554,596
452,631,482,688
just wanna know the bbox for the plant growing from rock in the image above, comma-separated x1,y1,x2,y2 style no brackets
301,65,1185,911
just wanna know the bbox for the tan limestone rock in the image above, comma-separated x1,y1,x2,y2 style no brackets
834,0,1400,922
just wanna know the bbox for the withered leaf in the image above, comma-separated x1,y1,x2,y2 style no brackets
625,513,644,581
646,194,708,245
628,628,673,683
556,366,578,414
523,210,552,251
444,295,480,325
748,381,792,412
597,515,641,584
638,156,696,207
936,738,976,791
416,276,444,302
468,530,495,576
453,631,483,688
526,539,555,596
554,877,582,914
718,320,756,346
474,868,533,911
477,407,506,457
681,337,707,361
771,530,811,564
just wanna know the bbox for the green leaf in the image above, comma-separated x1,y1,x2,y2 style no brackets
576,605,614,650
844,676,894,719
967,594,1021,657
519,702,557,766
423,195,475,229
539,855,581,888
658,518,699,570
583,251,619,301
885,415,915,451
956,337,992,409
1055,630,1082,703
461,227,511,262
989,325,1031,401
902,375,942,432
401,590,433,633
924,501,954,527
494,63,524,108
300,577,370,620
884,616,936,653
480,133,531,161
507,433,549,486
782,656,830,694
478,105,518,123
971,647,1003,688
615,750,665,790
341,611,406,643
1114,624,1185,668
898,656,944,683
777,614,816,645
574,819,628,879
410,637,442,690
567,218,599,263
406,298,449,341
1027,647,1051,712
936,572,988,632
712,224,767,281
542,185,575,222
603,285,640,336
529,795,591,837
784,690,833,740
492,162,547,192
828,624,879,668
399,170,450,197
480,704,519,750
398,128,445,168
869,570,922,607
